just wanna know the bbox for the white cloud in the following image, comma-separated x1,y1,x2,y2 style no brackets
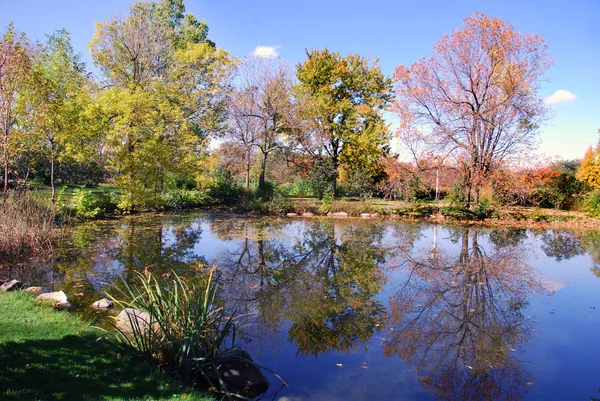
544,89,576,104
253,45,279,58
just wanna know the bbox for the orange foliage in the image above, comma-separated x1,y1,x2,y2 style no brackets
393,13,551,204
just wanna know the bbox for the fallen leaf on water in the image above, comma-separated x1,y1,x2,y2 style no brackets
466,366,473,370
361,366,368,369
527,382,535,386
336,363,343,367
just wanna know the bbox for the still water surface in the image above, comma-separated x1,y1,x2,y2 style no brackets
3,211,600,400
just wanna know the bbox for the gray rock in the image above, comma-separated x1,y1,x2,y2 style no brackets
286,212,298,217
116,308,160,336
92,298,114,310
24,286,43,296
327,212,332,217
36,291,71,310
370,213,381,218
331,211,349,217
360,213,371,218
302,212,314,217
1,279,23,292
204,349,269,398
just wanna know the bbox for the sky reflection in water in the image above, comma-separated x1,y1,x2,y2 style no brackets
2,212,599,400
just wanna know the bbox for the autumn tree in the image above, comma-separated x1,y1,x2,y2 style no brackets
393,13,550,206
90,0,232,210
227,55,294,193
0,24,34,196
296,49,392,194
577,144,600,190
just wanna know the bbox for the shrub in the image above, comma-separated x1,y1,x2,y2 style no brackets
320,191,335,214
72,189,118,218
341,169,377,199
307,158,337,198
164,189,210,208
529,208,550,222
440,201,496,220
207,173,243,204
584,191,600,218
268,192,291,215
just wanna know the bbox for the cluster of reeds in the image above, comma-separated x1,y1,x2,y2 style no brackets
105,268,245,396
0,191,58,259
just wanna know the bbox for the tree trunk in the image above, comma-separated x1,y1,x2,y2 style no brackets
331,143,340,196
50,156,55,204
245,148,251,189
258,151,268,193
3,160,7,199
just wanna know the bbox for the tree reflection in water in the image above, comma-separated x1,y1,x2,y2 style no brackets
212,219,388,358
384,227,547,401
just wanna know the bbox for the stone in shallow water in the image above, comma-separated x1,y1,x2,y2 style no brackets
36,291,71,310
203,349,269,398
1,279,23,292
331,211,349,217
286,213,298,217
361,213,371,218
92,298,114,310
302,211,314,217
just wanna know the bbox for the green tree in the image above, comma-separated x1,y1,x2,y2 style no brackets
34,29,90,203
296,49,392,194
90,0,232,210
0,24,34,196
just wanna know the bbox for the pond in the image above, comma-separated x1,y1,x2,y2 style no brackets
2,211,600,400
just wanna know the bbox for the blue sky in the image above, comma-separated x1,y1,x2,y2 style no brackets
1,0,598,160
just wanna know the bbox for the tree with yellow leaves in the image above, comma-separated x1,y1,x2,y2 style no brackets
577,143,600,190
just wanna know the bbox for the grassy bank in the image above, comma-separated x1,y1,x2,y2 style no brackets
0,291,212,401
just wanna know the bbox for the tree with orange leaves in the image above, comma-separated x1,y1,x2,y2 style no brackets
393,13,551,206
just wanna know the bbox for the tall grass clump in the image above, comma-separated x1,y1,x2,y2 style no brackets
105,268,246,395
0,191,58,258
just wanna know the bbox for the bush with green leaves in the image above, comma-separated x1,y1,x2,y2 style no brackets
207,171,244,204
320,191,335,214
72,188,119,218
164,189,210,208
584,191,600,218
307,157,337,199
441,201,496,220
341,169,377,199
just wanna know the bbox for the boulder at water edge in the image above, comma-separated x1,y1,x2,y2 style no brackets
92,298,114,310
36,291,72,310
116,308,160,336
1,279,23,292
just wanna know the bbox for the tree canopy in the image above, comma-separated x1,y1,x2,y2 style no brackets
393,13,551,205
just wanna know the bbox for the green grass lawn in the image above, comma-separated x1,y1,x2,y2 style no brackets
27,183,121,204
0,291,213,401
